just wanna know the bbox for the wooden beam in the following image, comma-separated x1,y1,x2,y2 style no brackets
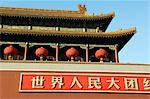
115,44,119,63
56,43,59,62
86,44,89,62
23,42,28,61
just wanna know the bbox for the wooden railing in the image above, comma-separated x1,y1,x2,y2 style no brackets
1,25,98,33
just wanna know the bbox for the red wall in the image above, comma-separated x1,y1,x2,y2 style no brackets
0,71,149,99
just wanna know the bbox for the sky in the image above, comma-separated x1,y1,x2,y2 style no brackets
1,0,150,64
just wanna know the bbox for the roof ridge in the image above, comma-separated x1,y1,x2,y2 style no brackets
0,6,79,13
0,6,115,18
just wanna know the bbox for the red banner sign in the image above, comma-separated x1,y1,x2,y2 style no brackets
19,72,150,93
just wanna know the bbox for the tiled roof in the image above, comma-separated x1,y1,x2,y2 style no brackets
0,28,136,38
0,6,115,20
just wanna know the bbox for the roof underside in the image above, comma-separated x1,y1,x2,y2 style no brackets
0,28,136,51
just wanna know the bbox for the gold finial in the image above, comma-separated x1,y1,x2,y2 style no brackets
78,4,87,16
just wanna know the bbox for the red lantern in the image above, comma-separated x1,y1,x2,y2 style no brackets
95,48,108,59
66,47,79,58
4,45,18,55
35,47,48,57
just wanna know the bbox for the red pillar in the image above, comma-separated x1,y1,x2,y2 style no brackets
115,44,119,63
56,43,59,61
23,42,28,61
86,44,89,62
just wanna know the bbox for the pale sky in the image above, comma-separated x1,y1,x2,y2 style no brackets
1,0,150,64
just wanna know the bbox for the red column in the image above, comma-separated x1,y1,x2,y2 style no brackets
56,43,59,61
115,44,119,63
86,44,89,62
23,42,28,61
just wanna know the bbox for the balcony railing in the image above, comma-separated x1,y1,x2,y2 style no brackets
0,42,119,63
1,25,100,33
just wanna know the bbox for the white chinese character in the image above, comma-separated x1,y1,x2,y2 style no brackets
124,78,138,90
31,76,45,88
70,76,83,88
106,77,120,89
88,77,101,89
143,78,150,90
51,76,64,88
